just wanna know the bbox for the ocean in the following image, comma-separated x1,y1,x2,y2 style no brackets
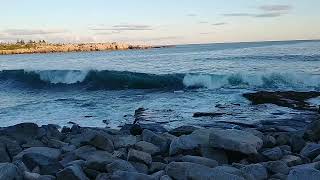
0,40,320,128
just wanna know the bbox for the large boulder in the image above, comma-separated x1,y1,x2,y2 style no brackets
262,161,290,175
56,165,89,180
288,168,320,180
261,147,283,160
142,130,169,153
134,141,160,156
165,162,245,180
304,119,320,141
300,143,320,160
22,153,63,175
209,129,263,154
13,147,61,161
0,123,42,143
0,163,20,180
113,135,137,149
0,143,11,163
106,159,137,173
180,155,218,168
200,146,228,165
0,136,22,158
89,134,114,153
127,149,152,166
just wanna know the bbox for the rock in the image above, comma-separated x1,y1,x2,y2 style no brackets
214,166,253,180
149,162,166,174
165,162,245,180
0,143,11,163
270,173,287,180
134,141,160,156
0,163,20,180
61,144,76,153
22,153,63,175
180,155,218,168
112,149,127,160
262,135,276,148
43,138,67,149
0,136,22,158
38,175,56,180
23,171,40,180
106,159,137,173
289,135,306,153
41,124,64,140
209,129,263,155
151,170,165,180
193,112,226,117
0,123,41,143
127,149,152,165
96,173,111,180
288,168,320,180
261,147,283,160
113,135,137,149
89,134,114,153
73,146,97,160
313,154,320,162
300,143,320,160
85,151,114,169
83,168,100,179
14,147,61,161
200,146,228,165
276,134,290,146
56,165,89,180
130,124,143,136
169,126,199,137
67,160,85,168
281,155,303,167
240,164,268,180
111,171,154,180
142,130,169,153
130,161,148,174
291,161,320,170
263,161,290,175
304,119,320,141
160,175,172,180
22,140,45,148
169,134,200,156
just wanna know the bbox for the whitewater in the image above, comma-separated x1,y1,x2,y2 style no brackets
0,40,320,128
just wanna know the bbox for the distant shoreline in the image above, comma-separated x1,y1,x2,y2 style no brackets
0,42,168,55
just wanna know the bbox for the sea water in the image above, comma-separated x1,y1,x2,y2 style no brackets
0,40,320,128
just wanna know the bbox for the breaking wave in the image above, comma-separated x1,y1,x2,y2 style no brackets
0,69,319,91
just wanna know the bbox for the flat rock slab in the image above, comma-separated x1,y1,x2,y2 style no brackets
209,129,263,154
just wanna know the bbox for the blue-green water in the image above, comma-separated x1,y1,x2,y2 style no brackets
0,40,319,128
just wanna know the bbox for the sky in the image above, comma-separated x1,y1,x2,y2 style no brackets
0,0,319,45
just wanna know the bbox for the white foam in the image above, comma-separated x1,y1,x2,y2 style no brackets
37,70,88,84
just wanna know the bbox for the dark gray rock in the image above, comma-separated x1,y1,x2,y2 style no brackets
288,168,320,180
276,134,290,146
181,155,218,168
0,136,22,158
73,145,97,160
166,162,245,180
89,134,114,153
160,175,172,180
289,135,306,153
0,163,20,180
134,141,160,156
23,171,40,180
262,135,276,148
96,173,112,180
14,147,61,162
300,143,320,160
56,165,89,180
304,119,320,141
129,161,148,174
83,168,100,179
313,154,320,162
169,134,200,156
149,162,166,174
41,124,64,140
111,171,154,180
38,175,56,180
22,153,63,175
240,164,268,180
0,143,11,163
209,129,263,155
291,161,320,170
261,147,283,160
281,155,303,167
270,173,287,180
127,149,152,165
0,123,41,144
169,126,199,137
106,159,136,173
200,146,228,165
113,135,136,149
263,161,290,175
151,170,165,180
142,130,169,153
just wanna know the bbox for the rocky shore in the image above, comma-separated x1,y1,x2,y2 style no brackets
0,91,320,180
0,43,151,55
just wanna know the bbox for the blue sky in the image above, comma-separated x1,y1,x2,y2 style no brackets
0,0,319,45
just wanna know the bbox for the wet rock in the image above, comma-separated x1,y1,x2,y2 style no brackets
111,171,154,180
73,146,96,160
134,141,160,156
127,149,152,165
129,161,148,174
304,119,320,141
209,129,263,155
262,135,276,148
169,126,199,137
89,134,114,153
289,135,306,153
288,168,320,180
180,155,218,168
300,143,320,160
143,130,169,152
149,162,166,174
169,134,200,156
0,123,41,143
130,124,143,136
105,159,136,173
200,146,228,165
240,164,268,180
276,133,290,146
0,163,20,180
113,135,136,149
262,161,290,175
262,147,283,160
22,153,63,175
56,165,89,180
281,155,303,167
41,124,64,140
14,147,61,161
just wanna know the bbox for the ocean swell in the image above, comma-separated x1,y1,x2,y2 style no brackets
0,69,319,91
